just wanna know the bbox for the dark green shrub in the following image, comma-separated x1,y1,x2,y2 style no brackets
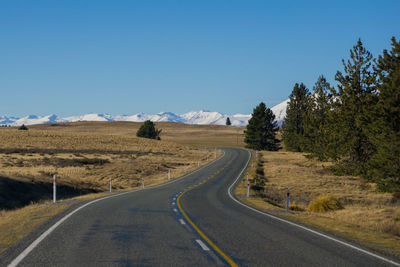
18,124,28,130
136,120,162,140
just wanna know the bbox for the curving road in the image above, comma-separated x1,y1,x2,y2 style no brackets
2,148,399,266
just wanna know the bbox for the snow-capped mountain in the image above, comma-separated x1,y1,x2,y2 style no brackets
271,99,289,124
0,100,288,127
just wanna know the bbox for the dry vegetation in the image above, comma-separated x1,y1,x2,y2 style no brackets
236,151,400,257
29,121,246,148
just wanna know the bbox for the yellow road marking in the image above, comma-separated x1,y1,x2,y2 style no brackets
176,165,239,267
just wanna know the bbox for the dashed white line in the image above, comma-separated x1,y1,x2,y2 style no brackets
179,219,186,225
173,208,178,213
195,239,210,251
172,202,175,205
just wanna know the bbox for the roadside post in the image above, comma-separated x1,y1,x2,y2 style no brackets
254,178,256,185
286,189,290,213
109,177,112,193
246,174,249,183
142,178,144,189
53,175,56,203
198,162,200,167
168,169,171,180
246,182,250,198
214,148,217,159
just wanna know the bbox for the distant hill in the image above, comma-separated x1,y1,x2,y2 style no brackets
0,100,288,127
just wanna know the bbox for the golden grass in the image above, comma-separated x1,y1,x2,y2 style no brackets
28,121,246,148
0,201,70,252
235,151,400,257
0,126,217,193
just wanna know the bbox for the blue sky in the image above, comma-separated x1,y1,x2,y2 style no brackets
1,0,399,117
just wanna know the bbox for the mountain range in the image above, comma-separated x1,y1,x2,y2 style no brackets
0,100,288,127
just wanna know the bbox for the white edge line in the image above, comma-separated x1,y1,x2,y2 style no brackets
8,151,226,267
227,149,400,267
195,239,210,251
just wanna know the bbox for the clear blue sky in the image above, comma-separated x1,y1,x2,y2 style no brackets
1,0,399,117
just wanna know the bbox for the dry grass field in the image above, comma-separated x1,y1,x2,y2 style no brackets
29,121,246,148
0,121,243,251
235,151,400,257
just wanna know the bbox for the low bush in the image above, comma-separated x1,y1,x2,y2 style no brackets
307,195,343,213
18,124,28,131
289,202,305,211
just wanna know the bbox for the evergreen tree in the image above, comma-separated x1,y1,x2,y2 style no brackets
331,39,377,175
226,117,232,126
136,120,162,140
18,124,28,130
366,37,400,191
244,102,280,151
282,83,310,152
303,75,333,160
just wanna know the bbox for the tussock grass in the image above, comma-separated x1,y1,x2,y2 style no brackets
306,195,343,213
0,201,70,252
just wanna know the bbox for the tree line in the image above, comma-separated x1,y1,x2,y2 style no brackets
282,37,399,193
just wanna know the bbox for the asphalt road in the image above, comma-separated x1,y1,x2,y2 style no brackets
3,148,399,266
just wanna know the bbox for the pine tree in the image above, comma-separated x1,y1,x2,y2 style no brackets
136,120,162,140
226,117,232,126
303,75,333,160
331,38,377,175
366,37,400,191
244,102,280,151
282,83,310,152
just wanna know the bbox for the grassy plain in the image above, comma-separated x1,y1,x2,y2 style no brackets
236,151,400,257
0,121,243,251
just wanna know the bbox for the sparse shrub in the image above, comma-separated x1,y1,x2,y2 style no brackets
289,202,305,211
256,166,264,176
18,124,28,130
307,195,343,213
392,191,400,203
251,184,264,191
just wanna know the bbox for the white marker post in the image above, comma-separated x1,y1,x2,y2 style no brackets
168,169,171,180
246,174,249,183
142,178,144,189
214,148,217,159
246,183,250,198
109,177,112,193
53,175,56,203
198,162,200,167
254,178,257,185
286,189,290,213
